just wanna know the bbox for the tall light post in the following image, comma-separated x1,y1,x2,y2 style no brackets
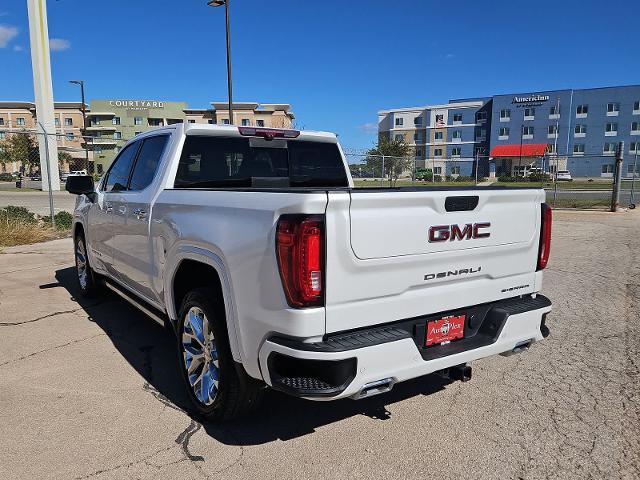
207,0,234,124
69,80,90,173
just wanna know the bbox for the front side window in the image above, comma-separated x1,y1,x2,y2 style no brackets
575,124,587,134
500,109,510,119
64,118,73,126
499,127,509,136
634,101,640,111
606,122,618,133
576,104,588,115
113,117,121,125
607,102,619,113
632,122,640,132
174,136,349,188
604,143,616,154
129,135,170,191
241,119,250,126
524,107,535,118
134,117,143,126
523,126,534,136
395,117,403,126
550,105,560,116
434,131,443,140
548,125,558,134
573,144,585,153
452,130,462,139
434,148,443,157
16,117,25,126
453,114,463,122
451,147,461,156
256,119,265,127
104,142,140,192
114,131,122,139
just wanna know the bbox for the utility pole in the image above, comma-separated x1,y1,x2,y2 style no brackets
26,0,60,191
207,0,234,124
69,80,89,173
630,147,638,208
611,142,624,212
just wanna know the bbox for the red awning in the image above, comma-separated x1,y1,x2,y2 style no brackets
490,144,547,157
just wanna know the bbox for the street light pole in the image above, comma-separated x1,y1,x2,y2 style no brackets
208,0,233,124
69,80,89,173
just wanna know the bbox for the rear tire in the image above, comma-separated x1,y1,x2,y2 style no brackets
176,287,262,421
74,233,100,297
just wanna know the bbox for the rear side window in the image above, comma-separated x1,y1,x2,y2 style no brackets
104,142,139,192
129,135,169,191
174,136,348,188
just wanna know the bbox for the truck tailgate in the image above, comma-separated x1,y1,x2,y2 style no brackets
324,188,546,334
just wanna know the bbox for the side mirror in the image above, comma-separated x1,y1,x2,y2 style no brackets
66,175,95,195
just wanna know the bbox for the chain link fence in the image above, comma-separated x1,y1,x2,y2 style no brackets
345,152,639,209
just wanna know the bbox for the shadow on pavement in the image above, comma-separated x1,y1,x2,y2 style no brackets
54,266,455,446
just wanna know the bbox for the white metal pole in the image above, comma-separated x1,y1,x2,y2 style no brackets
27,0,60,191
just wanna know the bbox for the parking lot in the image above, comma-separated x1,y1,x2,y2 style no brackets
0,210,638,480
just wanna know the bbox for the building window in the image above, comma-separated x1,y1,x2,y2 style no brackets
394,134,404,142
451,147,461,157
499,127,509,138
607,102,620,115
222,119,230,125
475,111,487,123
241,119,250,126
134,117,143,126
573,144,585,155
0,118,4,126
450,166,461,175
522,126,534,136
453,113,463,123
256,119,264,127
95,146,102,154
434,148,443,157
476,128,486,140
602,164,614,174
603,143,616,155
91,119,100,126
64,118,73,126
94,131,102,138
548,125,558,135
0,132,5,140
549,105,560,116
134,131,142,136
500,109,510,120
605,122,618,135
452,130,462,139
114,132,122,139
631,142,639,153
395,117,403,126
207,120,214,124
413,133,421,142
634,101,640,113
54,118,60,127
66,132,74,140
112,117,120,125
434,131,444,141
16,117,25,126
547,144,557,154
575,124,587,135
413,117,422,126
188,120,196,124
148,118,164,126
631,122,640,133
415,148,423,157
576,104,588,117
433,166,442,175
524,107,535,119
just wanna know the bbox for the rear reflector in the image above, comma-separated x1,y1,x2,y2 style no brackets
238,126,300,139
537,203,552,270
276,215,324,308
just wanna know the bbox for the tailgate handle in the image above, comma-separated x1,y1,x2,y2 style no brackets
445,196,479,212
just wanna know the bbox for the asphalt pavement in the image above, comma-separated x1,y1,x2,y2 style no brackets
0,211,638,480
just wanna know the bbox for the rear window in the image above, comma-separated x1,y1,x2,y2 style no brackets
174,136,349,188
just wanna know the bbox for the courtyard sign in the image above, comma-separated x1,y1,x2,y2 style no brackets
108,100,165,110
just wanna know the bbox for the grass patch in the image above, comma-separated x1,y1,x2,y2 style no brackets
550,198,611,209
0,206,71,249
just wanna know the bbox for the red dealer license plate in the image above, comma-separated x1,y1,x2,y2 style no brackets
426,314,465,346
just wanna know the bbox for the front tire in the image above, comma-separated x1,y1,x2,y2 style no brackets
74,233,100,297
176,287,262,421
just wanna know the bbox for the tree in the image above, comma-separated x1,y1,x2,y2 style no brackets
58,151,73,170
0,132,40,173
365,136,412,186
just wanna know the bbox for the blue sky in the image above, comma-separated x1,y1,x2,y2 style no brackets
1,0,639,150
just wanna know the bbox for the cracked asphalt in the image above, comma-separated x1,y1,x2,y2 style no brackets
0,210,638,480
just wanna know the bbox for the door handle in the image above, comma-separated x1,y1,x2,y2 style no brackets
132,208,147,220
105,202,113,213
118,205,127,215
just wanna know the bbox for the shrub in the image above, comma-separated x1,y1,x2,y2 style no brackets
0,173,15,181
529,172,551,183
42,211,73,230
0,206,37,224
0,206,71,247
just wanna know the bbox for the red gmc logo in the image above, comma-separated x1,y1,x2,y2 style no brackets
428,223,491,242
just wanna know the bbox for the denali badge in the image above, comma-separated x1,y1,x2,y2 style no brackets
428,222,491,242
424,267,482,281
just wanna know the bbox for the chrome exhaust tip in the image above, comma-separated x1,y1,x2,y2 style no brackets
352,378,395,399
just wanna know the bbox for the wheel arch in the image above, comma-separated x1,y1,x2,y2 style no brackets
165,246,242,363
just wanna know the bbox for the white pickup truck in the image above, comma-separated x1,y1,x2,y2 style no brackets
66,123,552,420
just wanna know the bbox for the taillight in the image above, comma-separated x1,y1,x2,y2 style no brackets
276,215,324,308
238,126,300,139
537,203,552,270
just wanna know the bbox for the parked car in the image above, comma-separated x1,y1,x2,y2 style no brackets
60,171,70,182
30,173,41,181
0,172,15,182
556,170,573,181
66,123,553,420
69,170,88,176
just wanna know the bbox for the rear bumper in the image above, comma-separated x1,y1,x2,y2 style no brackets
258,294,552,400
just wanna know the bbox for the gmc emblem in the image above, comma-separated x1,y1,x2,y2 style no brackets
428,222,491,242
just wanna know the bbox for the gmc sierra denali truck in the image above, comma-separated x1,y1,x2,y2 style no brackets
66,123,553,420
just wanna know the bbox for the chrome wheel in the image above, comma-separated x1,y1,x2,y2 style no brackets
75,237,88,290
182,306,219,406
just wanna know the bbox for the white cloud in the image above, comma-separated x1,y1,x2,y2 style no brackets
0,24,18,48
49,38,70,51
13,44,22,51
358,122,378,134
